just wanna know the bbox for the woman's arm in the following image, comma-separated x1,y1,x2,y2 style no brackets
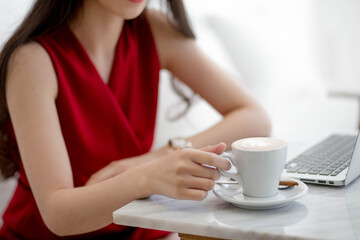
86,10,272,186
6,42,230,236
147,10,272,148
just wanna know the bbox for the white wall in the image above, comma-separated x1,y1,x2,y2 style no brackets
313,0,360,91
184,0,316,88
0,0,33,48
184,0,359,91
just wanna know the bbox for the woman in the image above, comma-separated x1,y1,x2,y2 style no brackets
0,0,271,239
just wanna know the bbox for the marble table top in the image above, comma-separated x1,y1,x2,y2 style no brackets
113,134,360,240
113,176,360,240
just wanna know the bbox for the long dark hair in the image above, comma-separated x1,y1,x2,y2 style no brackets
0,0,195,179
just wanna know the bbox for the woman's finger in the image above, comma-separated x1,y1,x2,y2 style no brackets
177,188,208,201
178,148,230,170
187,163,221,180
185,176,215,191
199,142,226,155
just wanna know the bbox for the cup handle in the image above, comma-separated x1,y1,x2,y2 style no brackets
219,152,242,184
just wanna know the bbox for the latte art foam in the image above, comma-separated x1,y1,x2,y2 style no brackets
233,137,286,151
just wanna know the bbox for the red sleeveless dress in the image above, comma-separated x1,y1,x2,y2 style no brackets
0,15,169,239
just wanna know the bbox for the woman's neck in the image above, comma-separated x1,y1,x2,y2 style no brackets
69,1,124,60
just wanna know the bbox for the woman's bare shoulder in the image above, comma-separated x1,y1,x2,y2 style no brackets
145,9,194,68
8,41,52,74
7,41,57,99
146,8,191,39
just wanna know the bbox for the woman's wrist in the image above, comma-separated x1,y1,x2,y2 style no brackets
149,146,174,160
134,147,174,198
132,159,162,198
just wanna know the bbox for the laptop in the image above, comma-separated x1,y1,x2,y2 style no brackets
283,131,360,186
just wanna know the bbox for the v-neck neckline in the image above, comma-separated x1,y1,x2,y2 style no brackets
64,23,125,88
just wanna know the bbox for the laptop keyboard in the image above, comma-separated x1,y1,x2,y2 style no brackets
285,135,356,176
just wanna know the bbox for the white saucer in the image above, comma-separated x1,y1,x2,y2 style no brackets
213,177,308,210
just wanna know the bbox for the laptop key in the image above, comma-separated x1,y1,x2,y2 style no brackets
319,169,333,175
308,169,321,174
339,167,348,172
297,167,312,173
285,167,303,173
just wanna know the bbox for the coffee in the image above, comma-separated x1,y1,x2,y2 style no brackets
233,137,286,151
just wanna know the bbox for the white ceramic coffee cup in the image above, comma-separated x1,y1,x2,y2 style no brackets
220,137,287,198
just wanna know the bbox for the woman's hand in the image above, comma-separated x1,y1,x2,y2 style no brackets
141,143,231,200
86,142,229,193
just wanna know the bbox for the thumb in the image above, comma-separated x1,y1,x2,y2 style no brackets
199,142,227,155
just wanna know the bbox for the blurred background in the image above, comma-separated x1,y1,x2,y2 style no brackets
0,0,359,225
153,0,359,146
